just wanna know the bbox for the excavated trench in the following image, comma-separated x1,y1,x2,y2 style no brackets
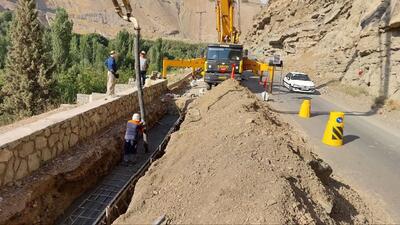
55,113,184,225
54,82,200,225
0,77,201,225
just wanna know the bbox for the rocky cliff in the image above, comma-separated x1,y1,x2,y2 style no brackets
245,0,400,101
0,0,263,42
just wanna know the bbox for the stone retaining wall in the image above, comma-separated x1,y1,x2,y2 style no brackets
0,79,168,187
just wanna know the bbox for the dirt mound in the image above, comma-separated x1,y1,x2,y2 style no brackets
114,80,377,224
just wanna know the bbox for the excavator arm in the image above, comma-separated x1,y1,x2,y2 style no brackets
216,0,240,44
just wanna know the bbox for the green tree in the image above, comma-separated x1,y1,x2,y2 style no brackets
70,34,80,64
56,65,79,103
50,8,73,71
149,38,163,72
110,29,132,68
93,40,108,68
0,11,13,69
1,0,55,117
80,35,91,66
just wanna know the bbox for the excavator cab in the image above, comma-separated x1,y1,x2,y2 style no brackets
204,44,243,89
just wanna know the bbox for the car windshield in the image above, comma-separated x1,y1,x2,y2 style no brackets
292,74,311,81
207,47,242,61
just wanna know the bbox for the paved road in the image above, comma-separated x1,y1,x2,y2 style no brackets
243,73,400,223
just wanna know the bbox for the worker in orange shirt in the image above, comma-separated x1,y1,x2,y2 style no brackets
123,113,144,164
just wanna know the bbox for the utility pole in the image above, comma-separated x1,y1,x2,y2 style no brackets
111,0,149,153
195,11,206,41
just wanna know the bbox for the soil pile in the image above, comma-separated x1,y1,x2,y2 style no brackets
114,80,378,224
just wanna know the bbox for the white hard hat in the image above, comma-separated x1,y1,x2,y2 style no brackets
140,51,146,55
132,113,141,121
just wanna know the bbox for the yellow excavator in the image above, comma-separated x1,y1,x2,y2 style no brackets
163,0,276,91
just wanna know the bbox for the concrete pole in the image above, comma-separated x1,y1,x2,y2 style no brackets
110,0,149,153
133,27,149,153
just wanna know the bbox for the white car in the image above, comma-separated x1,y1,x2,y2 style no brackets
283,72,316,93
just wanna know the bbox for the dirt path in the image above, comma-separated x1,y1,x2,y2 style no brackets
113,80,384,224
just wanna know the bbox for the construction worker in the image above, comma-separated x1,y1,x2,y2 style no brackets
139,51,149,87
123,113,144,164
105,51,118,97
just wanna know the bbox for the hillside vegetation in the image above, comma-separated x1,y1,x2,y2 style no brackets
0,6,204,126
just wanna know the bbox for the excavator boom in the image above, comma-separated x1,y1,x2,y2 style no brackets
216,0,240,44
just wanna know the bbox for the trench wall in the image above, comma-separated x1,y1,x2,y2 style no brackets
0,79,168,187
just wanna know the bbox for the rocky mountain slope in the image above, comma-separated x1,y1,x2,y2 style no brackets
0,0,263,42
245,0,400,102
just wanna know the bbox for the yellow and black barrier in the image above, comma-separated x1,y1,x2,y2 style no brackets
322,112,344,147
299,100,311,118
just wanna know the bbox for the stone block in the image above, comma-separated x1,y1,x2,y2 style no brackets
70,133,79,147
66,127,72,136
44,128,51,137
51,147,58,158
28,152,41,172
63,136,70,151
48,134,59,148
79,127,87,139
57,142,64,154
71,117,80,128
42,148,52,162
72,126,79,135
59,128,66,140
15,159,28,180
61,121,71,129
77,94,90,105
3,158,14,184
0,163,6,176
0,149,13,162
51,125,61,133
35,136,48,150
19,141,35,158
7,140,21,149
13,157,21,172
90,93,107,102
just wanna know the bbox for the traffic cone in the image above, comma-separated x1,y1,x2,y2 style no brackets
322,112,345,147
298,100,311,118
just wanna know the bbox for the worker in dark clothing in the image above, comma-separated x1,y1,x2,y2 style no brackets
123,113,144,164
139,51,149,87
105,51,118,96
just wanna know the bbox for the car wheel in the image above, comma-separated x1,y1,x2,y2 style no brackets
206,82,212,90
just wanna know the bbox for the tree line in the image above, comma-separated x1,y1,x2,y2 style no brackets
0,0,205,126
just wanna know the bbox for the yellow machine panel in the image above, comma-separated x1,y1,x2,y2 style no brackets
162,58,206,79
216,0,239,44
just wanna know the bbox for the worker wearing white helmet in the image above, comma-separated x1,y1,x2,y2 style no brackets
123,113,144,164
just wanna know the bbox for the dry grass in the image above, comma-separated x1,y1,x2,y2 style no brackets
386,99,400,111
333,83,370,97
